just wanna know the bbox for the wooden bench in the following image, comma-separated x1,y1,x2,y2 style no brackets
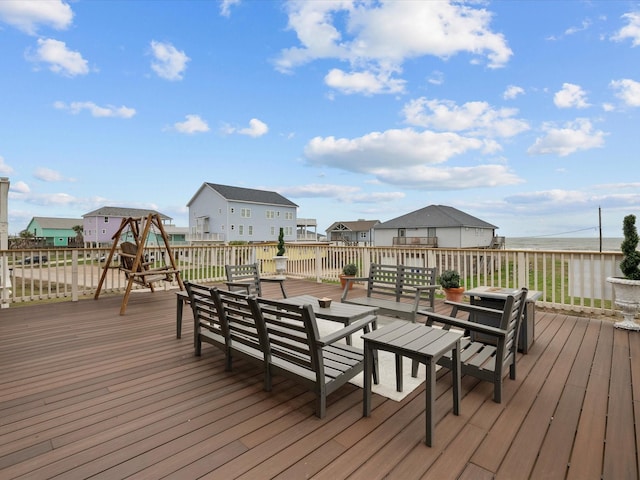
251,296,377,418
341,264,438,322
185,281,378,419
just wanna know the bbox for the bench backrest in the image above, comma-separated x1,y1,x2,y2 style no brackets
225,263,262,295
366,264,437,304
185,281,227,348
249,296,322,388
212,288,267,360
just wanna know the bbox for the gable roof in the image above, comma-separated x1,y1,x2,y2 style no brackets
83,206,171,221
30,217,82,230
375,205,497,229
187,183,298,208
325,220,380,233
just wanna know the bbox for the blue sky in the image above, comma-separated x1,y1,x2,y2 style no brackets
1,0,639,239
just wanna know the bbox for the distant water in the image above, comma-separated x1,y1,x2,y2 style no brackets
505,237,623,252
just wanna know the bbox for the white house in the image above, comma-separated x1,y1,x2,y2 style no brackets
325,219,380,245
374,205,499,248
187,183,298,244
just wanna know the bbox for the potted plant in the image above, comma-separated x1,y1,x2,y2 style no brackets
339,263,358,290
439,269,465,302
607,214,640,330
273,227,287,275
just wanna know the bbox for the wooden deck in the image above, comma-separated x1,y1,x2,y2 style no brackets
0,278,638,479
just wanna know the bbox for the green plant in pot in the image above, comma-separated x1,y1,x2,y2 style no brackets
273,227,287,275
438,269,465,302
340,263,358,290
607,214,640,330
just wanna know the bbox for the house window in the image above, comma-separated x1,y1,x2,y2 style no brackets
270,226,275,236
101,229,106,234
230,207,235,214
104,217,109,223
238,225,244,235
241,208,251,218
285,212,293,220
285,226,293,236
248,226,253,236
360,232,367,238
266,210,275,219
231,225,235,230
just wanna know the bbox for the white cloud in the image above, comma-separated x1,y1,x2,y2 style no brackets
239,118,268,137
610,78,640,107
54,101,136,118
278,183,406,203
324,68,405,95
150,41,190,81
527,118,606,157
0,156,14,175
34,167,75,182
503,85,524,100
305,128,490,173
173,114,210,134
275,1,511,93
611,12,640,46
223,118,269,137
30,38,89,77
554,83,590,108
0,0,73,35
34,168,63,182
220,0,241,17
376,164,523,189
402,98,529,138
10,181,30,194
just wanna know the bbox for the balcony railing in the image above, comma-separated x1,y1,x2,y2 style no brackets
393,236,438,247
0,244,624,317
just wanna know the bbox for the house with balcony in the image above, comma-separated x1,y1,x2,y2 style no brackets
187,183,298,244
325,219,380,246
24,217,82,247
82,207,174,247
374,204,502,248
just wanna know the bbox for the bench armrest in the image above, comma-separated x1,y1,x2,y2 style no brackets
224,281,251,293
421,310,507,339
340,276,368,301
317,315,377,347
260,277,285,283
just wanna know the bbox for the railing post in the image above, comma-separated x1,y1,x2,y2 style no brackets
72,249,78,302
517,251,527,288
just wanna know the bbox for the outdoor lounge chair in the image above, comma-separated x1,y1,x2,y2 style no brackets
225,263,287,298
414,287,528,403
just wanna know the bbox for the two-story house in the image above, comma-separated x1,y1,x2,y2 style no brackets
325,219,380,246
187,183,298,244
83,207,173,247
374,205,500,248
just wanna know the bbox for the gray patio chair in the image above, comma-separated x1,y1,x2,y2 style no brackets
414,287,528,403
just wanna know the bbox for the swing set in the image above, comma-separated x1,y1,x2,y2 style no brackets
94,213,184,315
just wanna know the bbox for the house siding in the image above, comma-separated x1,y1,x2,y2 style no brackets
188,183,297,243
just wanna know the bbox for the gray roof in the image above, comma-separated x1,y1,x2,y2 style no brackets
83,206,171,221
375,205,497,229
190,183,298,208
32,217,82,229
325,220,380,233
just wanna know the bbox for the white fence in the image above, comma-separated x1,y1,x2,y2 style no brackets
0,244,624,316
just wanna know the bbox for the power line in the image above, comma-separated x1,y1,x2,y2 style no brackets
528,227,598,238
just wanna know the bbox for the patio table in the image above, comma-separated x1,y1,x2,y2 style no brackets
362,320,462,446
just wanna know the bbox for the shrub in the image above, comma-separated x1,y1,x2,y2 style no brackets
438,270,461,289
620,214,640,280
342,263,358,276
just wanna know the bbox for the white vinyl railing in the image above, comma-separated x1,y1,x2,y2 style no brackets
0,244,624,316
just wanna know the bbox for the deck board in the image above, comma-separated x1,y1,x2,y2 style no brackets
0,279,638,479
